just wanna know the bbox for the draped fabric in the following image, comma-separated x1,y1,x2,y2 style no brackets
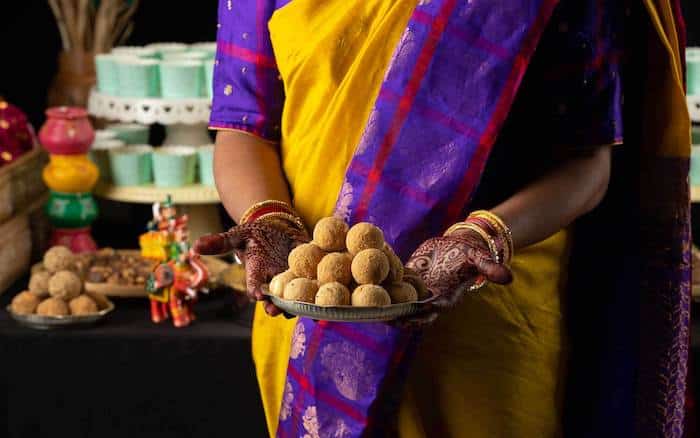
210,0,691,436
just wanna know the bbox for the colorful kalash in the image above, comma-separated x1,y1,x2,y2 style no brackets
39,106,99,252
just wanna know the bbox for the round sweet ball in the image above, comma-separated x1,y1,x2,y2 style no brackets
28,271,52,298
403,268,431,300
10,291,40,315
351,248,390,285
315,282,351,306
382,243,404,283
283,278,319,303
386,282,418,304
346,222,384,256
269,270,297,298
69,295,99,315
84,291,111,310
37,297,69,316
43,245,74,273
288,243,325,279
317,252,352,286
31,263,46,275
48,270,82,301
313,217,348,252
352,284,391,307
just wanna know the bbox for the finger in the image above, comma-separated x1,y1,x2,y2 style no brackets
467,248,513,284
476,260,513,284
246,272,266,301
264,301,283,316
194,227,248,255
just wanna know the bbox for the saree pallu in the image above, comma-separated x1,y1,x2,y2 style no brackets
210,0,691,436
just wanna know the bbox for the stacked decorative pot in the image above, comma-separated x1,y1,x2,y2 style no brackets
38,107,99,252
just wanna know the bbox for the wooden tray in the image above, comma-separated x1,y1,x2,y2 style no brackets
84,250,233,298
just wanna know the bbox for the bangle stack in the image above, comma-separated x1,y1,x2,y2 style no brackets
240,200,307,234
444,209,514,266
443,210,513,292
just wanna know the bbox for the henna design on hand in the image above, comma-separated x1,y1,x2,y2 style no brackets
195,222,309,316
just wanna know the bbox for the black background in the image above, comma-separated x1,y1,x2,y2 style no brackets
0,1,698,437
0,0,697,129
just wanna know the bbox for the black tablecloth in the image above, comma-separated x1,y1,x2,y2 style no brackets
0,281,267,438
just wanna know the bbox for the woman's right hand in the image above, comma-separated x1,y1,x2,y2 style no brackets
194,222,309,315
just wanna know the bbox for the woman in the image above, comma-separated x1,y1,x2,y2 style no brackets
196,0,691,436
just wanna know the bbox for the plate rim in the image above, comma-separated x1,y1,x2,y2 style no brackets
5,300,115,326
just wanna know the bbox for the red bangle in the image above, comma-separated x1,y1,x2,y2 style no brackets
245,204,295,224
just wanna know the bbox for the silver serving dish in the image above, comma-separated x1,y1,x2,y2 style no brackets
6,301,115,330
265,294,434,322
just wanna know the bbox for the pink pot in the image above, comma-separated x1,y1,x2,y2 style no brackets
38,106,94,155
50,227,97,253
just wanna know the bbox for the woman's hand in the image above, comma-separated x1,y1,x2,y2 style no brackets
195,222,309,316
404,229,513,324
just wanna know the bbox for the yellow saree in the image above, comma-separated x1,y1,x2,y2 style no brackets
252,0,571,436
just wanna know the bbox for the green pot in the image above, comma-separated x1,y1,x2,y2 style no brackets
89,139,125,183
153,146,197,187
109,145,154,186
159,60,204,98
45,191,99,228
115,57,160,97
106,123,150,145
163,50,210,62
691,146,700,186
94,54,121,95
204,59,215,98
111,46,158,59
146,42,188,59
197,144,215,186
189,42,216,58
687,49,700,95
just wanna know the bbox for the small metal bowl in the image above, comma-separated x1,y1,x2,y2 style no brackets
6,301,115,330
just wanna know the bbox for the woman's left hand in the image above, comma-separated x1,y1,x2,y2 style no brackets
403,229,513,325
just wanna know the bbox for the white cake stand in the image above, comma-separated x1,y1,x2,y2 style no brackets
88,90,223,240
690,96,700,203
93,182,223,242
87,90,212,145
689,95,700,124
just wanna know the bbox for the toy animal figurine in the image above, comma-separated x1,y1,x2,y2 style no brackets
147,249,209,327
144,196,210,327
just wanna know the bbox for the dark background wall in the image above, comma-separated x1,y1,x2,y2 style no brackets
0,0,218,128
0,0,697,129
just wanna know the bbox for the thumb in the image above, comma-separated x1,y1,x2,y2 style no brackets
194,227,249,255
466,247,513,285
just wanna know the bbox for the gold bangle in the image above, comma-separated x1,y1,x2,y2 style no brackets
444,222,500,264
240,200,294,225
469,215,511,265
468,210,514,264
257,211,308,234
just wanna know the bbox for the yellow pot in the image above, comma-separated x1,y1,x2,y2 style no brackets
42,154,99,192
